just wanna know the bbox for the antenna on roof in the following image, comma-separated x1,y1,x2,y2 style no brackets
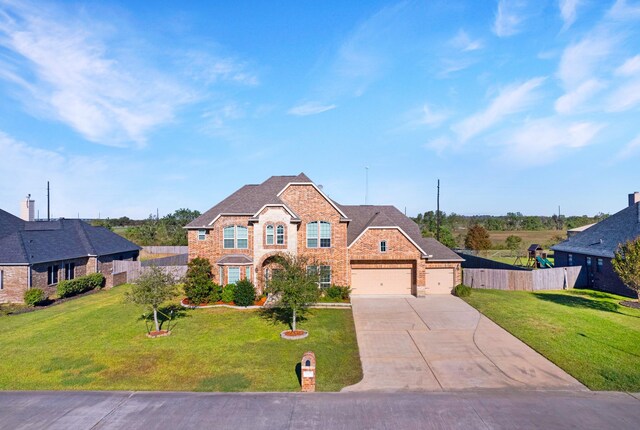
365,166,369,205
436,179,441,242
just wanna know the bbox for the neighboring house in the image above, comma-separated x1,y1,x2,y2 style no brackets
552,192,640,298
0,209,140,303
186,173,462,296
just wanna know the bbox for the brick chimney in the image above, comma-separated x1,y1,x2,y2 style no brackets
629,192,640,207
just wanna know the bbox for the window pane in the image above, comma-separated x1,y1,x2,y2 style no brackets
307,222,318,248
320,265,331,287
228,267,240,284
266,225,274,245
224,239,235,248
237,239,248,249
245,266,251,281
319,222,331,247
223,226,235,249
380,241,387,252
276,225,284,245
236,226,248,249
198,229,206,240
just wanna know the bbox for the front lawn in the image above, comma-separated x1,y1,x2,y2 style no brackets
462,288,640,391
0,284,362,392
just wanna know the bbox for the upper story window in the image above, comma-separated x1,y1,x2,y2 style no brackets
380,240,387,253
47,265,59,285
198,229,206,241
223,225,248,249
276,225,285,245
307,221,331,248
266,225,274,245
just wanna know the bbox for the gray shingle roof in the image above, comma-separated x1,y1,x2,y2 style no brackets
552,203,640,258
217,255,253,265
186,174,311,228
0,210,141,265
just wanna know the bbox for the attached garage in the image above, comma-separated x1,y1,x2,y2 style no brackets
425,268,454,294
351,267,413,295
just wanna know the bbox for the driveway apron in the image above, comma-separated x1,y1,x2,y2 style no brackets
343,295,586,392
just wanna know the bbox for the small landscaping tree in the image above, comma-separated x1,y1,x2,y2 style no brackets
464,224,492,252
612,239,640,301
125,266,178,333
265,253,322,332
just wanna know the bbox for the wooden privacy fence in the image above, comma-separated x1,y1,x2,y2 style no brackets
141,253,188,267
463,266,585,291
142,246,188,255
112,260,187,284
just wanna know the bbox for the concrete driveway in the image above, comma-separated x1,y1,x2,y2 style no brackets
343,295,585,392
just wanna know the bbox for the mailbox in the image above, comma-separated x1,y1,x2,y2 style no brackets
301,351,316,392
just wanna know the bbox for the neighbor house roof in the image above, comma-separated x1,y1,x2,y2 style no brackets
552,202,640,259
0,210,141,265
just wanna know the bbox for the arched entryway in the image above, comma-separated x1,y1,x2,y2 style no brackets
258,253,284,293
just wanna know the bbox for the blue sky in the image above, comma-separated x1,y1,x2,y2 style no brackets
1,0,639,219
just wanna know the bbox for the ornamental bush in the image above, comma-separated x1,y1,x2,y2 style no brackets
324,285,351,301
57,273,105,299
24,288,46,306
208,283,222,304
184,257,215,305
452,284,472,297
221,284,235,303
233,279,256,307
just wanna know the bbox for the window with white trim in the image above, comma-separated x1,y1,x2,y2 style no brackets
47,265,59,285
223,226,249,249
64,262,75,280
219,266,224,285
380,240,387,253
265,225,274,245
307,221,331,248
276,225,285,245
307,265,331,288
198,229,206,241
228,267,240,284
245,266,251,282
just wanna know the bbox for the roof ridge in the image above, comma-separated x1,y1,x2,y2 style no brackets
77,221,98,255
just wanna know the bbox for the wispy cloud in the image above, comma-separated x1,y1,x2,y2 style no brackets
557,33,616,89
287,102,337,116
615,55,640,76
559,0,581,30
493,0,527,37
554,79,606,114
0,2,198,146
416,104,449,127
606,78,640,111
182,51,259,86
449,30,483,52
615,134,640,159
499,118,604,165
607,0,640,20
452,77,546,142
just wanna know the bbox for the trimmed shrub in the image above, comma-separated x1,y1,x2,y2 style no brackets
221,284,235,303
233,279,256,307
209,283,223,304
184,257,215,305
57,273,105,299
24,288,46,306
324,285,351,301
452,284,472,297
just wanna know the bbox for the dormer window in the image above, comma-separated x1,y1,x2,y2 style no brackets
307,221,331,248
223,225,248,249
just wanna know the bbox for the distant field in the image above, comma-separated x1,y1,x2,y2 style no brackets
488,230,565,247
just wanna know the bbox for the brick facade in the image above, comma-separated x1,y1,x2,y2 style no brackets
0,266,29,303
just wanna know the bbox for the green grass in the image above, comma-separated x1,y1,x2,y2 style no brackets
462,288,640,391
0,285,362,392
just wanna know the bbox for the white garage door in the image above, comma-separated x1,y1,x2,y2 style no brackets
425,268,454,294
351,268,412,295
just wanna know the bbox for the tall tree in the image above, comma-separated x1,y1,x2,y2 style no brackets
612,239,640,301
464,224,492,251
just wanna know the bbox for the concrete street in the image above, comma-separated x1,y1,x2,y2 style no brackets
344,296,585,392
1,390,639,429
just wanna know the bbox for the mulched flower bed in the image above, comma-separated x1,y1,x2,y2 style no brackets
620,300,640,310
280,329,309,340
147,330,171,338
181,296,267,308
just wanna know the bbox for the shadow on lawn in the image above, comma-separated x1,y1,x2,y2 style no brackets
138,304,190,330
533,292,639,318
577,333,640,359
259,307,307,331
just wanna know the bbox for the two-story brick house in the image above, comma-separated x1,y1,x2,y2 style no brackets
0,209,140,303
186,174,462,296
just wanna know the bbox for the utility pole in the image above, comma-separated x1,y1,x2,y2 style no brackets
365,166,369,205
47,181,50,221
436,179,441,242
